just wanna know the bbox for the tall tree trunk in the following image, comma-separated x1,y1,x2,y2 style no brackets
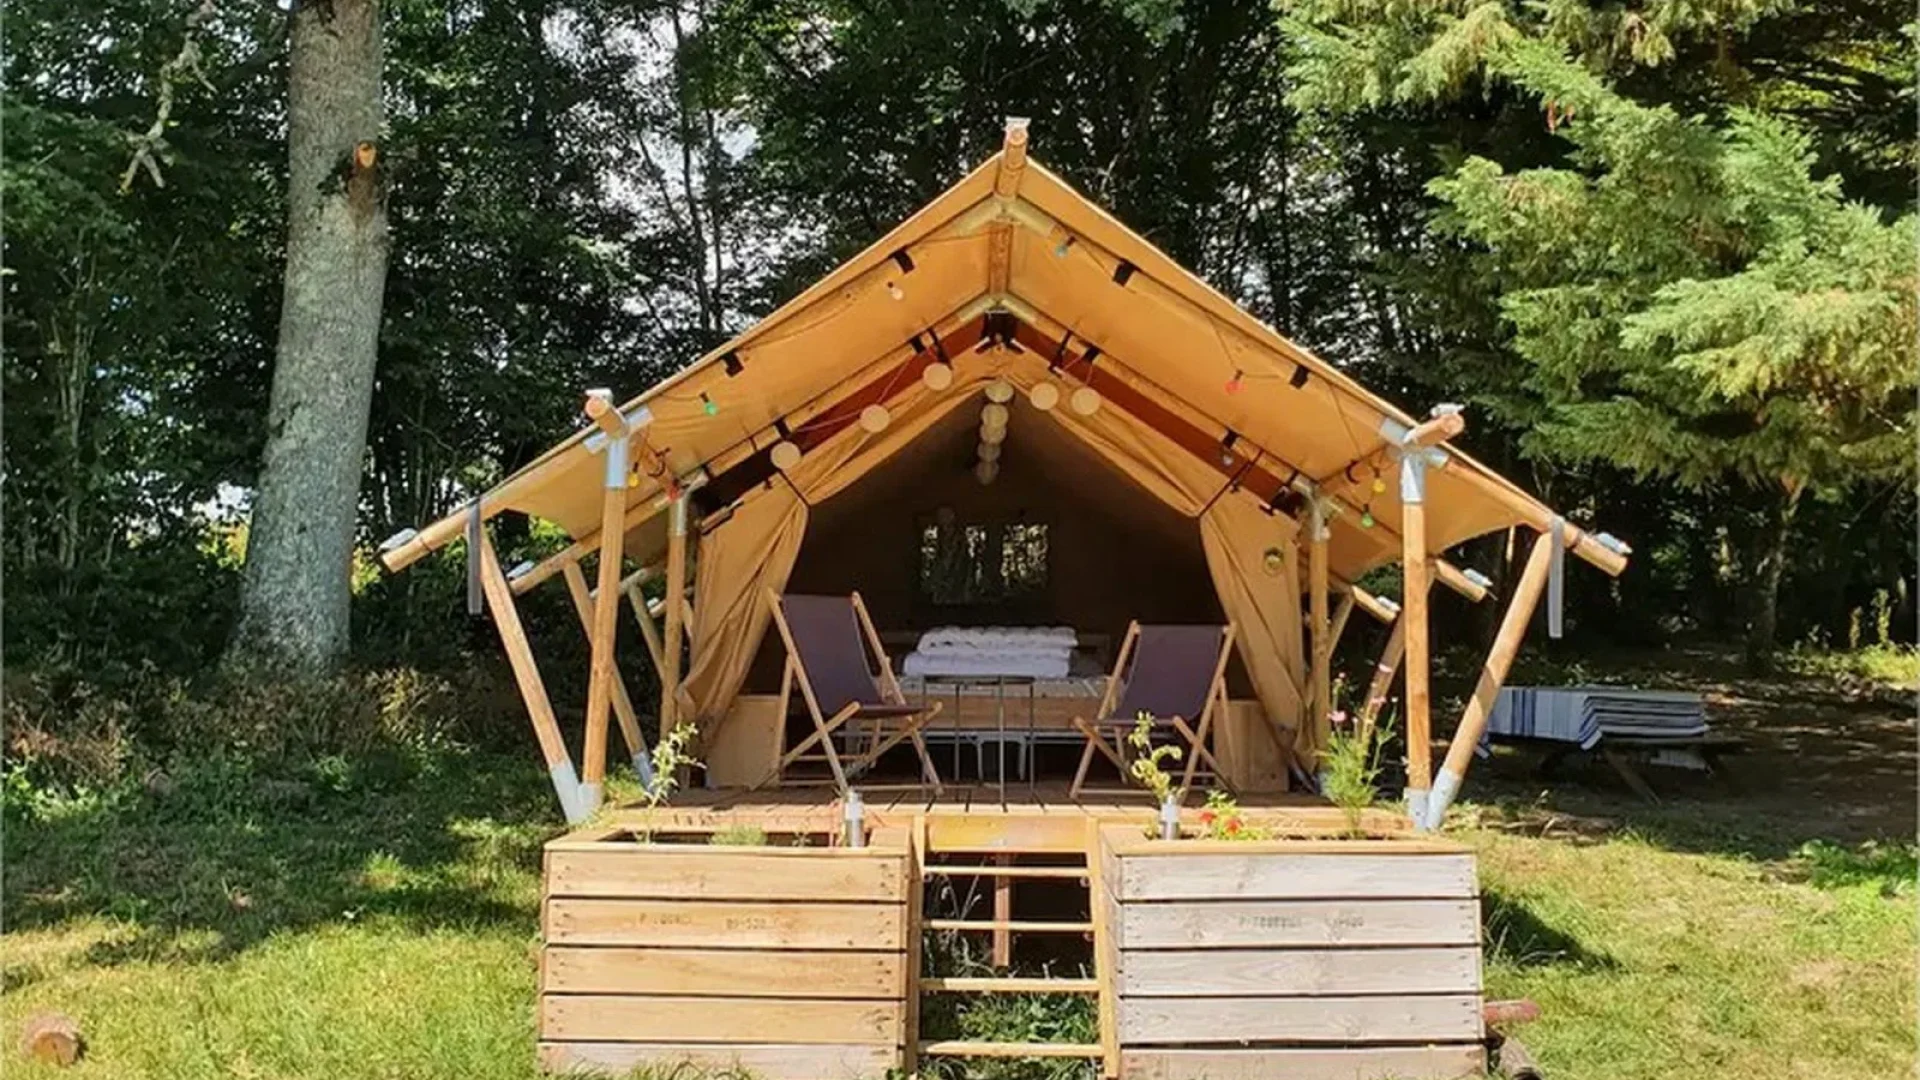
233,0,389,669
1744,481,1805,669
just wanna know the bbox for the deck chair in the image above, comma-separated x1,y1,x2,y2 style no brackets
1069,622,1235,800
759,590,944,792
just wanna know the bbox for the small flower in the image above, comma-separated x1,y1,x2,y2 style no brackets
1199,809,1217,825
1330,710,1350,728
1224,818,1243,835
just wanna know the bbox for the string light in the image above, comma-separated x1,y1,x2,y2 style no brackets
1029,382,1060,411
1225,370,1244,395
984,380,1015,404
886,281,904,301
700,392,719,416
771,441,803,471
1054,234,1075,258
1069,387,1101,416
1360,506,1376,529
922,362,954,391
859,404,892,433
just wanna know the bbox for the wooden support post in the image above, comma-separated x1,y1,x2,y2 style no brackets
477,533,588,823
1308,499,1332,747
1400,455,1434,826
1328,592,1357,664
992,853,1013,968
623,579,670,690
1360,618,1406,738
1426,530,1556,829
660,493,690,736
562,562,651,785
581,395,629,811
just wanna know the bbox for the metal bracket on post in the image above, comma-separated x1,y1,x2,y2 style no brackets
1548,516,1567,639
1159,794,1181,840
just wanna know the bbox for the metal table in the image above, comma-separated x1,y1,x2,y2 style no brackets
918,674,1038,796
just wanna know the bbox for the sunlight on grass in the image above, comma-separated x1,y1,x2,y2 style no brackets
1474,827,1917,1080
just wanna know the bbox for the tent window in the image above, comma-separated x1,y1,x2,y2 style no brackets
919,517,1048,605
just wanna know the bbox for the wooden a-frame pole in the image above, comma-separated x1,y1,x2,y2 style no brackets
1308,498,1332,749
477,532,588,823
1394,410,1461,827
1424,529,1556,829
581,392,630,810
562,561,652,787
660,492,691,737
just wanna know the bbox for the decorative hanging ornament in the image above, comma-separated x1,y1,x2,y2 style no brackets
1069,387,1102,416
859,404,892,433
771,441,803,471
922,362,954,391
1029,381,1060,411
985,380,1015,404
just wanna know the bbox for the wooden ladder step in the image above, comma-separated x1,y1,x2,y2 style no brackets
923,865,1088,880
925,919,1093,934
918,1041,1104,1058
920,977,1098,994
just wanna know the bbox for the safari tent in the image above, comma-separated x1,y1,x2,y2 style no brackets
381,120,1634,1078
379,119,1630,828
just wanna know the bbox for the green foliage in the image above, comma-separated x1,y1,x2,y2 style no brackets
707,824,768,846
1318,693,1391,837
1124,712,1182,804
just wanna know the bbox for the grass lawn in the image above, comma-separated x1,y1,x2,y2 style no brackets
3,651,1914,1079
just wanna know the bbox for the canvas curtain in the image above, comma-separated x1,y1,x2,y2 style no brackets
678,366,983,737
1199,492,1310,764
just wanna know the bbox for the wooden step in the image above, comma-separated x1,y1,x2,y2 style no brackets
924,919,1093,934
923,865,1088,880
918,1040,1104,1058
919,977,1098,994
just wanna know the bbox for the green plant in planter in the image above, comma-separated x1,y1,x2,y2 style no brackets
708,824,767,846
1125,712,1182,805
1318,681,1392,838
633,723,701,842
1197,789,1269,840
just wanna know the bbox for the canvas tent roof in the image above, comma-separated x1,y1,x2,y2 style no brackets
381,123,1627,584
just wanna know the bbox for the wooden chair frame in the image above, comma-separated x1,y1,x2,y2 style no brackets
758,589,943,792
1069,621,1236,800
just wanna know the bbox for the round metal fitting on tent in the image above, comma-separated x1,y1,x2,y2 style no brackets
770,441,803,471
922,362,954,391
984,380,1015,404
1069,387,1102,416
859,404,892,433
1029,381,1060,411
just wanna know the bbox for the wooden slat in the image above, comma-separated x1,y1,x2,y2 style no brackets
539,1041,897,1080
541,995,904,1045
1120,1045,1486,1080
1086,817,1121,1079
546,849,906,901
544,947,902,998
925,864,1089,880
546,899,905,949
1117,946,1482,997
920,977,1098,993
919,1041,1104,1058
1116,853,1476,901
922,814,1090,853
1118,994,1483,1044
925,919,1093,933
1116,899,1479,949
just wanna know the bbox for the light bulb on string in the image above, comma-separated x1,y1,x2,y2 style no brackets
700,392,719,416
1225,370,1244,395
1370,466,1386,495
886,281,904,301
1359,506,1375,529
1054,234,1075,258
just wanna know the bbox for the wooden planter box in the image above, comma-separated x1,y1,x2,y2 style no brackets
538,827,910,1079
1098,825,1486,1080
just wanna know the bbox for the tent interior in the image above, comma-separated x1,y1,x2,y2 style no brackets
742,390,1253,787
